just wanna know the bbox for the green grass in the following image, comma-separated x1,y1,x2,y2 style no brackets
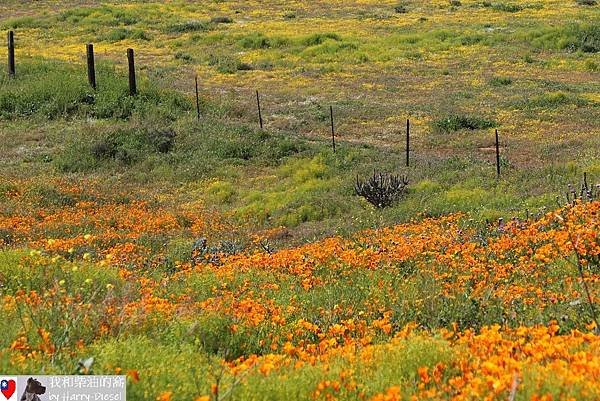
207,52,253,73
432,115,497,133
0,59,190,121
523,91,588,109
239,33,275,49
482,2,523,12
489,76,513,86
1,16,51,29
231,154,346,226
100,28,151,42
165,20,213,33
57,5,151,26
526,24,600,53
0,55,597,243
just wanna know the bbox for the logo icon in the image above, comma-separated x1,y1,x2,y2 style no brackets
0,379,16,400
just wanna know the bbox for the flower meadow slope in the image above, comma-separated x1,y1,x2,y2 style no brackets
0,1,598,399
0,181,598,400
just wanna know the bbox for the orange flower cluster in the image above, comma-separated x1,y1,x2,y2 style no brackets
173,202,598,354
8,326,56,364
1,174,598,400
0,179,226,267
193,202,597,399
367,324,600,401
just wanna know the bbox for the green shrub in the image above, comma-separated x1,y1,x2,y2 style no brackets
210,16,233,24
394,5,408,13
239,33,272,49
460,34,484,45
302,33,342,46
272,138,305,159
53,140,100,173
528,24,600,53
209,128,303,162
55,117,308,177
489,76,513,86
577,25,600,52
100,28,150,42
103,7,141,25
253,59,275,70
95,81,191,121
56,127,177,172
483,2,523,12
165,20,212,33
208,53,250,73
217,140,255,160
174,51,194,62
433,115,497,132
300,40,359,60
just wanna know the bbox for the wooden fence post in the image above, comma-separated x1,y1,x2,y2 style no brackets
127,48,136,96
86,43,96,89
7,31,15,77
330,105,336,153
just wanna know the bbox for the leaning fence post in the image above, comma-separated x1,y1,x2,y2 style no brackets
7,30,15,77
406,118,410,167
86,43,96,89
495,129,501,178
195,75,201,121
127,48,136,96
256,90,263,129
330,105,336,153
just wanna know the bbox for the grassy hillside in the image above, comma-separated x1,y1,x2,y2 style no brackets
0,58,597,244
0,1,599,400
0,0,599,240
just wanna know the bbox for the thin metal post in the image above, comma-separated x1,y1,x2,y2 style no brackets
256,90,263,129
406,118,410,167
495,129,501,178
330,105,336,153
195,75,200,121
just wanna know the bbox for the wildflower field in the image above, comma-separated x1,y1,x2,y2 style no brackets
0,1,599,400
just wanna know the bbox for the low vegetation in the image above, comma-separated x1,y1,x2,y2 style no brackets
0,1,598,400
0,60,190,120
354,172,409,208
433,115,497,132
